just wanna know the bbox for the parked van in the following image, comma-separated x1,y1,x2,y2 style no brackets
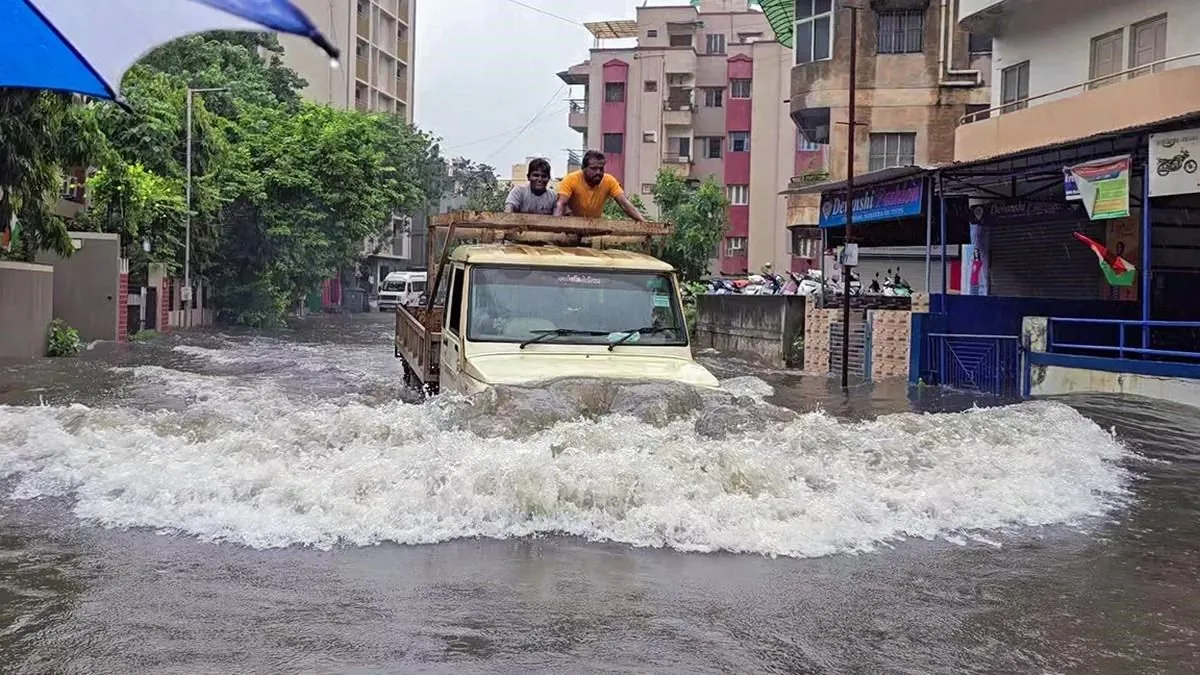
378,271,427,312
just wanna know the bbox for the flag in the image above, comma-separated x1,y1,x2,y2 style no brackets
1073,231,1135,287
1,212,19,253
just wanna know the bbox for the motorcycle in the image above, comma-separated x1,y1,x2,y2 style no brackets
1157,149,1199,176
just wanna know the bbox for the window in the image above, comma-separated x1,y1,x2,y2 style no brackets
706,33,726,54
702,136,723,159
868,132,916,171
796,129,821,151
647,29,658,38
729,132,750,153
703,87,724,107
965,103,990,123
727,184,749,205
602,133,624,154
466,267,687,346
644,80,658,92
794,0,834,65
641,183,655,194
669,33,693,47
1130,15,1167,78
790,231,819,259
1000,61,1029,112
446,267,465,336
876,11,924,54
1089,29,1123,89
396,63,405,77
730,78,752,98
604,82,625,102
725,237,747,256
670,136,692,160
967,33,992,54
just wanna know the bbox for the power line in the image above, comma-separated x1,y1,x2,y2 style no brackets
441,106,568,151
498,0,584,26
482,83,566,163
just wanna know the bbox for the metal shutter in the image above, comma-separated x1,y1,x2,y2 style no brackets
986,220,1107,299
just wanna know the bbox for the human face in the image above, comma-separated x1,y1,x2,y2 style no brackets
528,168,549,194
583,158,605,186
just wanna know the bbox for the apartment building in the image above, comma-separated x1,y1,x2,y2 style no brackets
559,0,823,275
955,0,1199,163
281,0,414,118
786,0,990,285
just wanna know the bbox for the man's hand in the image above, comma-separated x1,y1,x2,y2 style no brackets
616,194,646,222
553,193,569,216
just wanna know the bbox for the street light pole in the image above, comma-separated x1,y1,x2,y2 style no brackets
184,86,228,328
840,2,861,389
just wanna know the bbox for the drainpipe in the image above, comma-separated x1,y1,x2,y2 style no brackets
939,0,982,87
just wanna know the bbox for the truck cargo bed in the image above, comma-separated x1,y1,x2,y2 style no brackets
394,304,442,389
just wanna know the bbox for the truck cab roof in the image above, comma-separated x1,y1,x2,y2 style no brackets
449,243,675,273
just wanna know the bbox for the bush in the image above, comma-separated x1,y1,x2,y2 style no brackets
46,319,82,357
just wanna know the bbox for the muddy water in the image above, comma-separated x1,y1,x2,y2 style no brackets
1,314,1197,673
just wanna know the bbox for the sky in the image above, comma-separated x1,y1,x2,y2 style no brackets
413,0,655,178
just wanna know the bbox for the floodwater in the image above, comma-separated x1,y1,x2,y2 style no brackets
1,314,1197,674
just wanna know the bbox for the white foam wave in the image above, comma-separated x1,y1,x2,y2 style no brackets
0,378,1134,557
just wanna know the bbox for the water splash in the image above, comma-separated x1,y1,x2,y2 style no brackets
0,357,1134,557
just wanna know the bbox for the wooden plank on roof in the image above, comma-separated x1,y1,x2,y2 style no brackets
430,211,671,237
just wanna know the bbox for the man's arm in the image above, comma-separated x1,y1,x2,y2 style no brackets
615,193,646,222
553,193,570,216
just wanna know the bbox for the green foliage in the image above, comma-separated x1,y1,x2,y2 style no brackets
603,193,647,220
46,319,82,357
449,157,507,211
0,90,105,261
651,170,729,282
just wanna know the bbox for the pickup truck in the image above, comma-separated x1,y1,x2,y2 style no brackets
394,211,720,395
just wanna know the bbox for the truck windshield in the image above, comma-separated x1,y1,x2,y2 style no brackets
380,280,405,292
467,266,687,346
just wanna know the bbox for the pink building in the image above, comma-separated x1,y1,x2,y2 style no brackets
558,0,826,275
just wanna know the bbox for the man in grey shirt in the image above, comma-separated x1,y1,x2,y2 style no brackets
504,157,558,215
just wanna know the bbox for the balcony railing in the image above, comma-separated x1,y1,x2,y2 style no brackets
663,153,693,164
568,99,587,114
961,51,1200,125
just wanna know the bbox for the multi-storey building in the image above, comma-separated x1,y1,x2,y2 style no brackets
786,0,991,289
282,0,419,293
559,0,822,275
282,0,414,118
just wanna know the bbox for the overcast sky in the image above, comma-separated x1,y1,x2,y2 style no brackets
413,0,655,178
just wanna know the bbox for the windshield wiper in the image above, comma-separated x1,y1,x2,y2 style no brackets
607,326,671,351
519,328,608,349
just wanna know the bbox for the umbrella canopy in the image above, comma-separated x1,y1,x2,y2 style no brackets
0,0,339,101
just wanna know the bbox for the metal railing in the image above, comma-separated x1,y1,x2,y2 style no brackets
960,51,1200,125
1046,318,1200,362
568,99,587,114
925,333,1022,397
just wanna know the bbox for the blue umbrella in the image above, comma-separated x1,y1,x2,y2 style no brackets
0,0,339,101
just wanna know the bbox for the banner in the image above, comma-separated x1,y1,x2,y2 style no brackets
1149,128,1200,197
1103,217,1140,301
1064,155,1131,220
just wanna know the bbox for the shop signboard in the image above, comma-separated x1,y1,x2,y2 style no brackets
818,177,925,228
1149,128,1200,197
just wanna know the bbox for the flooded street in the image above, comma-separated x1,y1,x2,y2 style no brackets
1,314,1197,673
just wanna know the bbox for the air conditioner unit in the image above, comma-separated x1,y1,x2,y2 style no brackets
643,130,658,143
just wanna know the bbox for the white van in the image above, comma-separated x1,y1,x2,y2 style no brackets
378,271,427,312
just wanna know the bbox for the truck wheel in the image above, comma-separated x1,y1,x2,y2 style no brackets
401,359,416,388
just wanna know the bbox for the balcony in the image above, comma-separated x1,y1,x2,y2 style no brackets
662,153,693,176
356,56,368,82
557,60,590,86
662,89,694,126
398,0,410,23
959,0,1027,35
357,11,369,38
664,49,697,76
955,53,1200,162
568,99,587,131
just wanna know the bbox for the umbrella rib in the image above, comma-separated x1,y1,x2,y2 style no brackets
19,0,121,102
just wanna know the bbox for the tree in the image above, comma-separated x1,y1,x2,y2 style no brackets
0,91,104,261
603,193,648,220
651,170,728,282
448,157,508,210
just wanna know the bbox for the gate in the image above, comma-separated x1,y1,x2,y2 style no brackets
829,319,870,378
144,286,158,331
925,333,1022,397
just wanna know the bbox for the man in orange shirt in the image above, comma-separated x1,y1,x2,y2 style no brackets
554,150,646,221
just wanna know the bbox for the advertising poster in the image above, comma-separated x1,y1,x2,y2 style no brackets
1149,128,1200,197
960,222,989,296
1104,217,1140,302
1064,155,1131,220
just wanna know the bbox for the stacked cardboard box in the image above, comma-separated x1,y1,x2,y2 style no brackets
870,310,912,381
804,305,841,374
